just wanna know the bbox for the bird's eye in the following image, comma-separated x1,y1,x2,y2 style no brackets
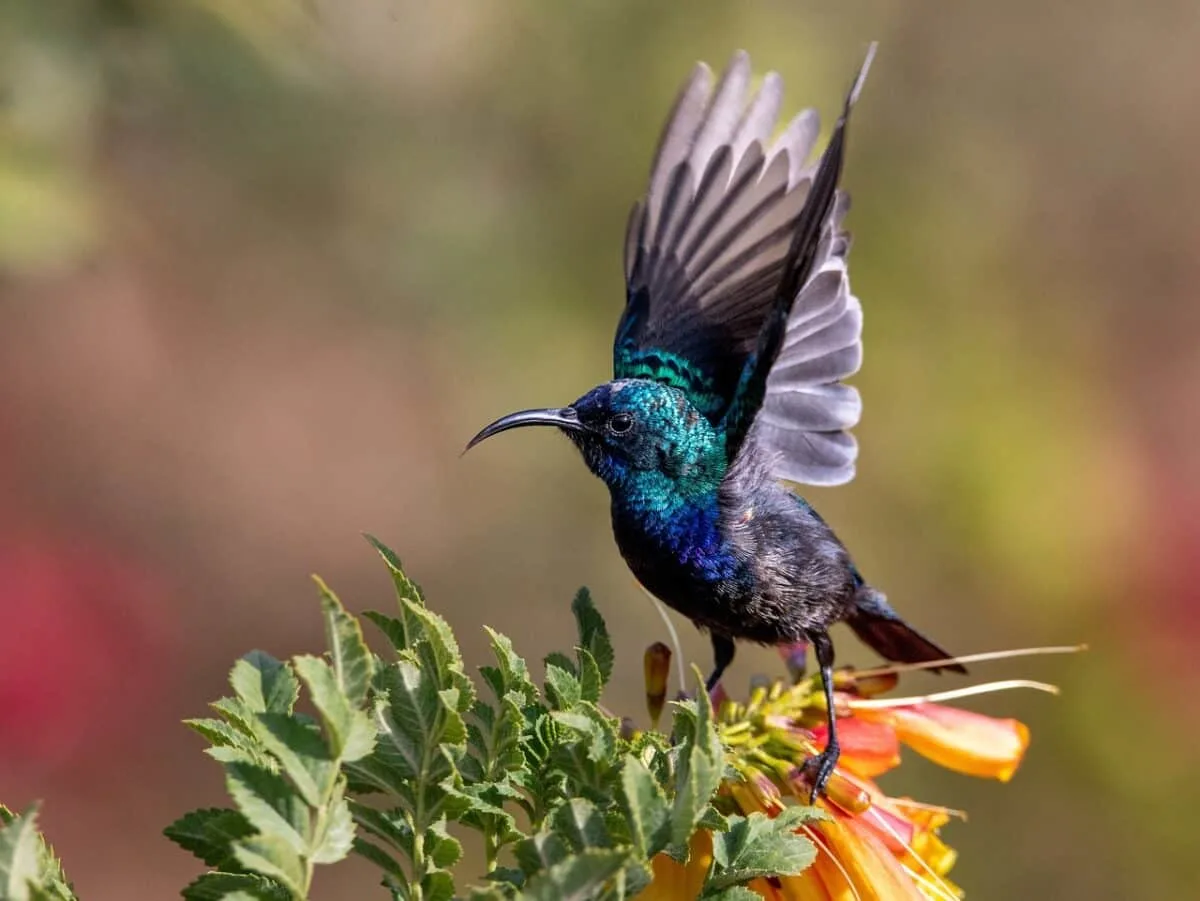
609,413,634,434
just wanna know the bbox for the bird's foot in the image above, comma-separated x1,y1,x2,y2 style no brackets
801,744,840,805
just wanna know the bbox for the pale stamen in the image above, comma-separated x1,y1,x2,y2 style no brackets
854,644,1087,678
845,679,1060,710
865,806,958,901
902,861,961,901
801,823,863,901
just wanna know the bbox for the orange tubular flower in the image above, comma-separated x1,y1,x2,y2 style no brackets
852,701,1030,782
630,642,1066,900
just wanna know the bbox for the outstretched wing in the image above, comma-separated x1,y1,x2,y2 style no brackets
722,45,875,487
615,51,828,421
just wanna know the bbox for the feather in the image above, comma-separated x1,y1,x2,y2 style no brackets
616,44,877,487
616,51,822,419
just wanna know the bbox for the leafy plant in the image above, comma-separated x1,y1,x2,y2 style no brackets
2,536,818,900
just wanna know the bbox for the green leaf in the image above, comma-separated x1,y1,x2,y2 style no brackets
292,655,376,762
513,832,570,877
365,534,425,603
250,714,336,809
225,762,310,856
232,833,306,897
619,756,670,858
702,812,816,893
181,872,291,901
699,887,761,901
230,652,299,716
424,821,462,869
349,803,414,858
551,800,609,853
164,808,254,868
351,837,407,880
313,576,374,706
575,648,603,704
482,628,537,705
0,805,41,901
309,789,355,864
403,598,476,711
543,664,581,711
571,589,613,686
373,660,463,782
517,848,631,901
422,870,455,901
669,677,724,856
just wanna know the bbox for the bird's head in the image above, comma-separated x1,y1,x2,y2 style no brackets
466,379,725,495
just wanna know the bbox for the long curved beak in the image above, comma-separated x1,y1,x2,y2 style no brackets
464,407,583,453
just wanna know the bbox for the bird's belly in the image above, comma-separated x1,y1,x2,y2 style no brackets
611,514,768,639
611,506,853,644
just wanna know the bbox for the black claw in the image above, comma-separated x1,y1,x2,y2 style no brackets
803,745,840,804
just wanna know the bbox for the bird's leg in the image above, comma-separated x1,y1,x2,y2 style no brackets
803,630,840,804
706,633,736,692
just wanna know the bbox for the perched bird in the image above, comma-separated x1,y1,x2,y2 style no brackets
466,44,964,800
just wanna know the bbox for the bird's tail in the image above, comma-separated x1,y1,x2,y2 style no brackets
847,585,967,675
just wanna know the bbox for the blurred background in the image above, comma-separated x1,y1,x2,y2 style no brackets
1,0,1197,898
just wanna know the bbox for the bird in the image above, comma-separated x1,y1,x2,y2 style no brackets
465,43,965,801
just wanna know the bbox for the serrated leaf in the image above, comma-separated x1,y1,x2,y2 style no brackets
544,652,576,678
619,756,670,858
365,534,425,603
233,833,305,896
164,808,255,868
352,837,407,879
670,679,724,853
422,870,455,901
700,887,761,901
424,821,462,869
364,610,422,658
518,848,630,901
571,589,613,686
483,628,538,704
293,655,376,761
373,660,459,780
310,790,355,864
313,576,374,706
250,713,336,808
576,648,602,704
231,652,299,716
403,598,475,711
0,805,41,901
703,812,816,892
225,762,310,856
551,800,609,853
513,832,570,877
543,664,581,711
181,871,292,901
349,803,414,858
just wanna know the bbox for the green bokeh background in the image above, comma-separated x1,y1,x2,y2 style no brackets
2,2,1198,898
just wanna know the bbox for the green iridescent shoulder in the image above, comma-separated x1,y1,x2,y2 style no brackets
613,343,725,420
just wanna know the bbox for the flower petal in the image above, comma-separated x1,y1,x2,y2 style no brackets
810,716,902,779
858,703,1029,781
635,829,713,901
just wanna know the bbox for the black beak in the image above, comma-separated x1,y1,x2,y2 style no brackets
464,407,583,453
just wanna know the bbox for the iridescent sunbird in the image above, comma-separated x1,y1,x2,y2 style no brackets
466,44,964,800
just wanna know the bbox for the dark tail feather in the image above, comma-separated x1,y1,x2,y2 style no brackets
847,586,967,675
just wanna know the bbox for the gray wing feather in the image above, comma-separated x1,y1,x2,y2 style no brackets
760,194,864,486
624,49,868,487
624,53,821,363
